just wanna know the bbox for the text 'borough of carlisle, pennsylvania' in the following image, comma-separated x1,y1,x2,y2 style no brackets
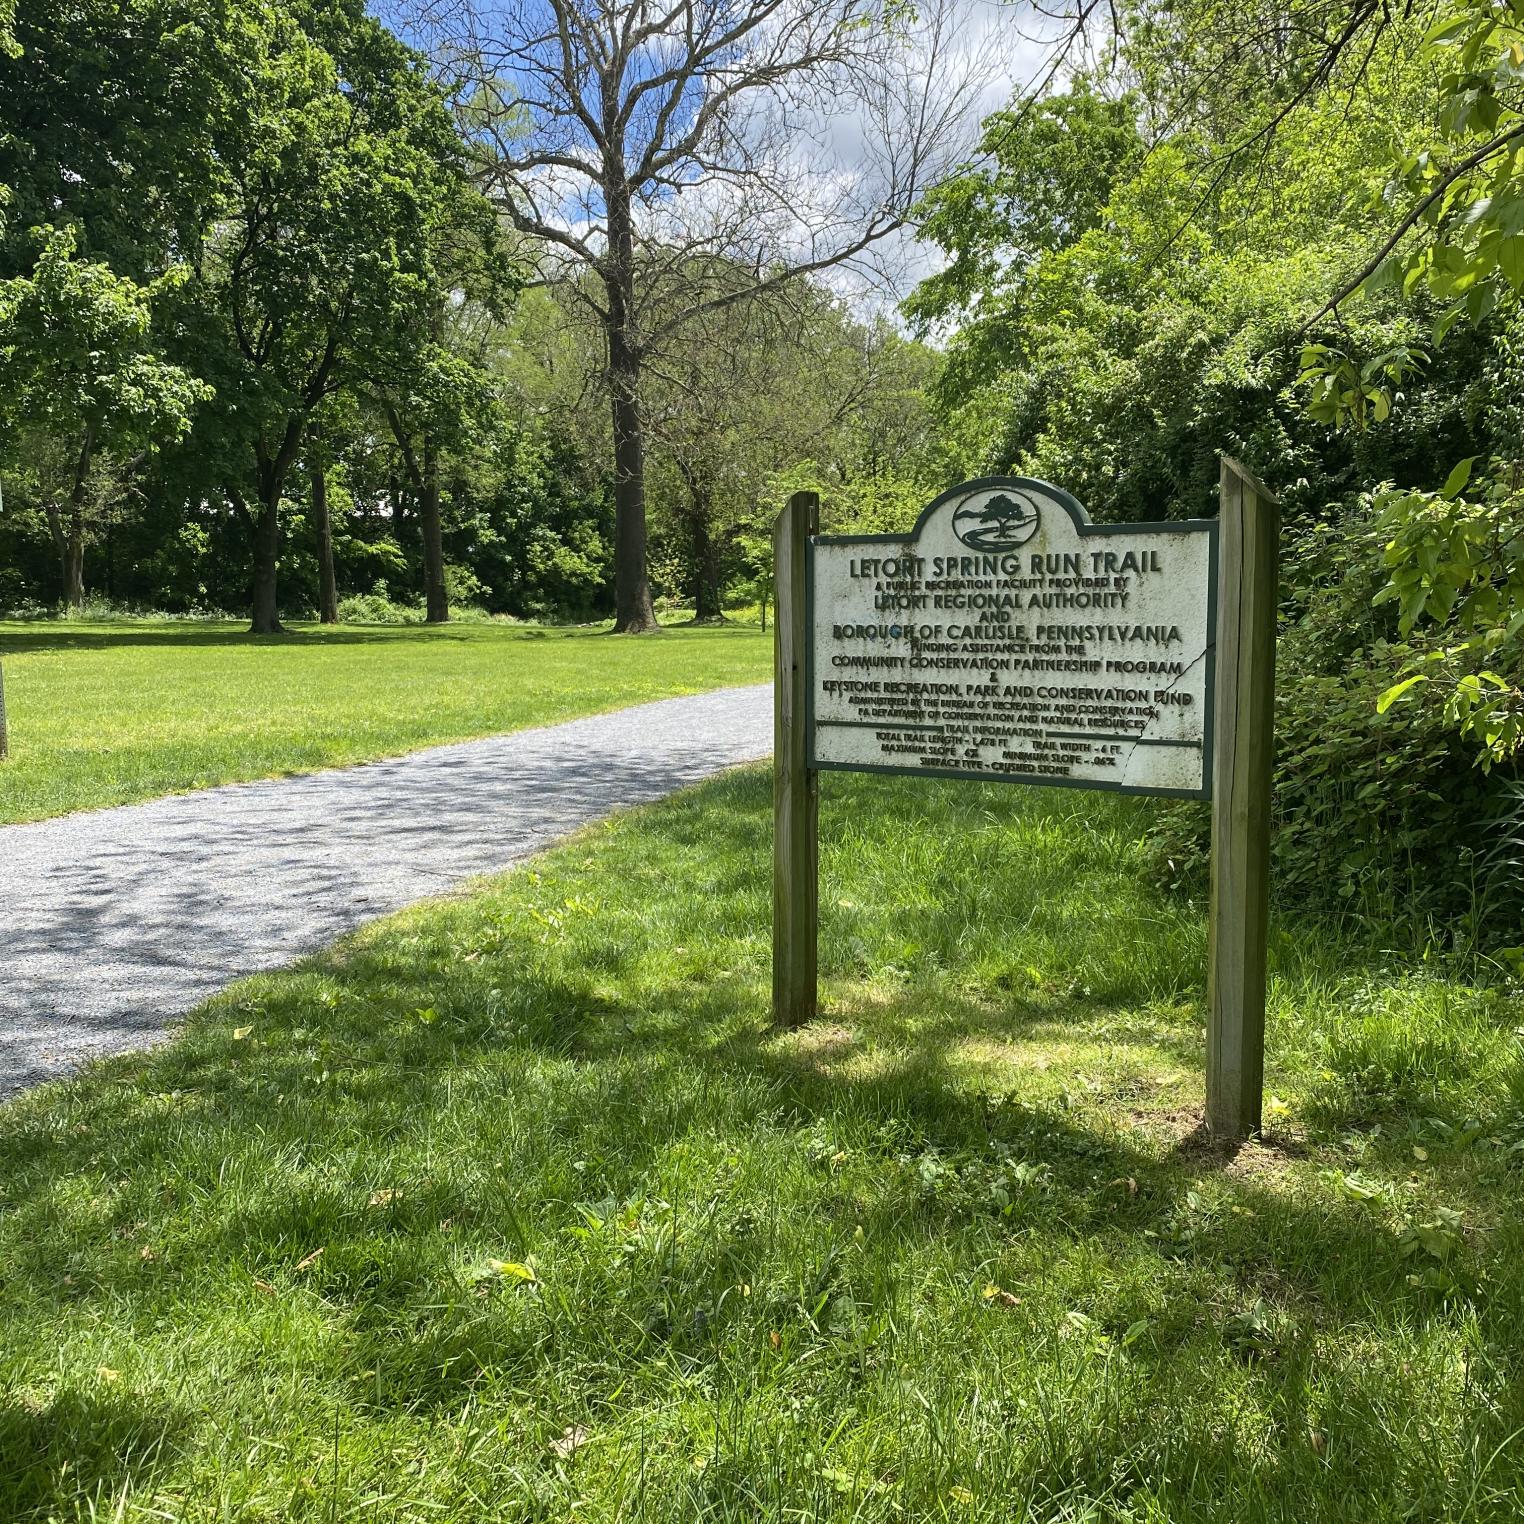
809,477,1219,798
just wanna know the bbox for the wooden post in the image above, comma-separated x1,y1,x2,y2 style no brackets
0,659,8,760
1207,456,1279,1140
773,490,818,1027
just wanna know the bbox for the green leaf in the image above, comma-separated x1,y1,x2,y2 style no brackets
1424,14,1473,43
1377,675,1430,713
1434,304,1468,342
1500,236,1524,292
1440,456,1479,499
487,1259,537,1282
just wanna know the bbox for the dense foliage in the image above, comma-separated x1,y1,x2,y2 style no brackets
0,0,943,628
905,0,1523,955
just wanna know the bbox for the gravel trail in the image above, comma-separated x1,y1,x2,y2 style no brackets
0,683,771,1097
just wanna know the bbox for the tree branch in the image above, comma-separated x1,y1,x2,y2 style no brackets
1306,119,1524,327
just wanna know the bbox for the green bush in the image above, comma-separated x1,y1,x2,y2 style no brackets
1146,501,1522,957
332,589,499,625
0,596,235,621
335,590,426,625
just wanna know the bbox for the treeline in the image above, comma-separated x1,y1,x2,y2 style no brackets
0,0,948,627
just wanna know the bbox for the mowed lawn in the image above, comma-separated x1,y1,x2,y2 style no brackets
2,771,1521,1522
0,618,769,824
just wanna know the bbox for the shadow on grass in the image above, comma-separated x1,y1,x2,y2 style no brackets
0,1388,187,1517
3,767,1523,1518
0,948,1465,1337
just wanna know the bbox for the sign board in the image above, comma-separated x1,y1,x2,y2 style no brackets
809,477,1217,798
774,460,1279,1141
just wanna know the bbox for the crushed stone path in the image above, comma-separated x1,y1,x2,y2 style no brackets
0,684,772,1097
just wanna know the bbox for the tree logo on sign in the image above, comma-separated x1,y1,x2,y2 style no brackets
952,490,1041,551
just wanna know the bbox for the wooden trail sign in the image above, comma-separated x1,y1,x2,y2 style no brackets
773,460,1278,1140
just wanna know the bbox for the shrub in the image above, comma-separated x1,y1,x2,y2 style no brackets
335,590,425,625
0,596,236,621
1146,500,1522,958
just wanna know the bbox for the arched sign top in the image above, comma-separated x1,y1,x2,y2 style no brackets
807,476,1219,799
818,474,1218,547
920,474,1092,542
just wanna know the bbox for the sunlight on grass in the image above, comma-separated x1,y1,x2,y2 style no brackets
1,772,1522,1520
0,617,769,824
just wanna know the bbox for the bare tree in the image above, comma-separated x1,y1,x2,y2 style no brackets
414,0,996,630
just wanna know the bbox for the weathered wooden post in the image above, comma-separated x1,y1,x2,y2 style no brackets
1207,456,1279,1140
773,490,818,1027
0,659,8,760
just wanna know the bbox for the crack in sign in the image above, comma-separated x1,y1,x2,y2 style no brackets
1116,646,1212,784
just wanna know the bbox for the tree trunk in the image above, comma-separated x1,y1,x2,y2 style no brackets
383,408,447,622
63,518,85,609
421,436,448,624
311,426,338,624
604,184,659,634
248,426,302,634
249,479,283,634
50,425,95,610
608,348,657,631
44,502,67,599
688,484,724,624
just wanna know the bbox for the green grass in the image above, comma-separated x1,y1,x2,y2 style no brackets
0,617,769,825
3,772,1523,1521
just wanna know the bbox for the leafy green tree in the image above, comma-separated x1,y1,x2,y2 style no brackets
1300,0,1524,768
1372,457,1524,766
902,8,1523,941
173,0,500,632
449,425,614,620
0,0,236,285
0,0,237,605
375,301,509,624
643,282,825,620
0,0,504,628
0,225,208,604
642,278,949,616
905,80,1143,357
1315,0,1524,341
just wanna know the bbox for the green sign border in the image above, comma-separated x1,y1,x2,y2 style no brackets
806,475,1220,802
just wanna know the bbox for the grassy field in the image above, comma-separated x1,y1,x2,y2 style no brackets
0,618,769,825
2,771,1521,1522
